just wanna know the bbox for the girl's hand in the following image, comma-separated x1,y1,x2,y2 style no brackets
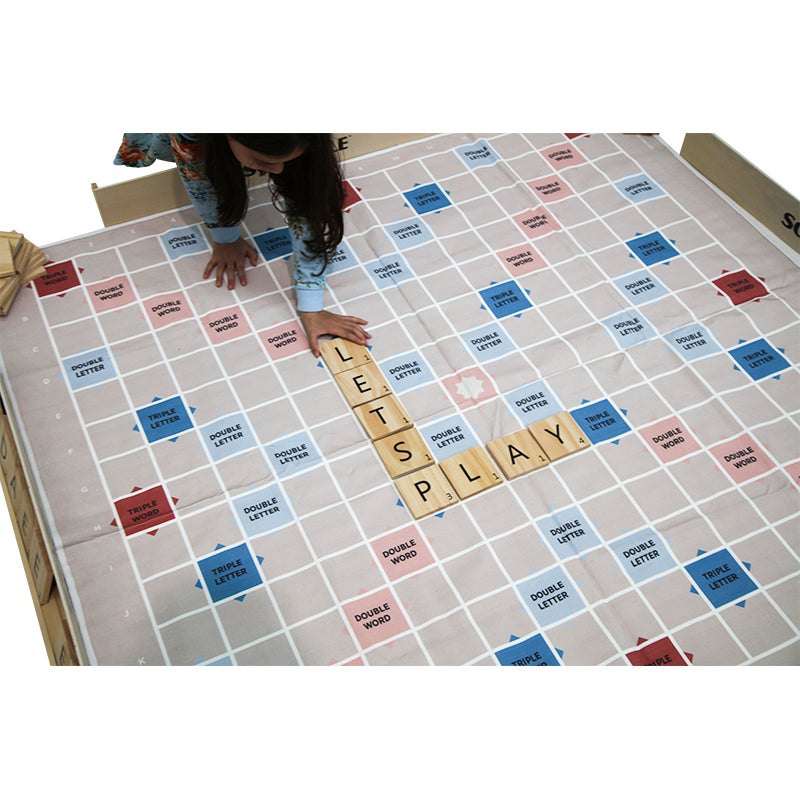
203,238,259,289
300,310,371,358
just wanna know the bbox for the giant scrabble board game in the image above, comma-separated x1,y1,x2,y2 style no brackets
1,133,798,666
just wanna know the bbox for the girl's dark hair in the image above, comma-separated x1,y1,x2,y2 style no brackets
203,133,344,269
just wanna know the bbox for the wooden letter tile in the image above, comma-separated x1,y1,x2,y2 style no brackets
0,239,14,278
319,337,373,374
439,445,503,500
395,465,458,519
353,394,413,441
374,427,435,478
486,429,550,479
528,411,590,461
333,361,392,407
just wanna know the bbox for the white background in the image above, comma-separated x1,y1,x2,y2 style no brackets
0,2,795,794
1,131,798,249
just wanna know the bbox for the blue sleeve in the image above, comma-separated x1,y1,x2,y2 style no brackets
287,212,327,312
171,135,242,245
208,226,242,244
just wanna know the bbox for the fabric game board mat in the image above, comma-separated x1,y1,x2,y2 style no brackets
1,133,798,666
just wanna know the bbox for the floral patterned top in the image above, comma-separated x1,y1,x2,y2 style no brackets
114,133,328,311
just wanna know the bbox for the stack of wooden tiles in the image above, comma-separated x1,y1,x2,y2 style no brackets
0,230,47,316
321,338,592,520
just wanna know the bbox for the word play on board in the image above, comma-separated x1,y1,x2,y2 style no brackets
320,336,589,517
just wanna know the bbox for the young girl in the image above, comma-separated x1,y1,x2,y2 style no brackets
114,133,370,357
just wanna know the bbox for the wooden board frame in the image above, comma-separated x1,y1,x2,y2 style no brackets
1,398,80,665
680,133,800,255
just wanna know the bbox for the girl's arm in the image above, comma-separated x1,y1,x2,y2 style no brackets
289,213,369,358
170,135,257,287
299,310,371,359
